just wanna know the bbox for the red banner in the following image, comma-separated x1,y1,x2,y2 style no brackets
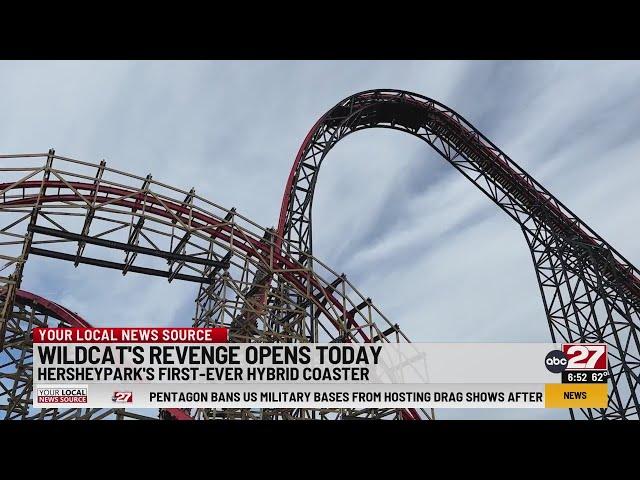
33,327,229,344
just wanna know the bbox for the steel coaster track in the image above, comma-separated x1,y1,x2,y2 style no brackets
277,90,640,420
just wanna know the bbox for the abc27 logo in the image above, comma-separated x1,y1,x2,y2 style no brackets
545,344,608,384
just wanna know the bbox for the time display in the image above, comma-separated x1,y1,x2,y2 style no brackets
562,370,608,384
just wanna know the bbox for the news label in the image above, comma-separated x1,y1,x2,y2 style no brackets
36,385,88,404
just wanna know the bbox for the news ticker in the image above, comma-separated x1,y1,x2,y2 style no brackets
32,328,609,409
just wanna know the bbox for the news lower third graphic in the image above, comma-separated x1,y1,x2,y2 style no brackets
32,328,608,410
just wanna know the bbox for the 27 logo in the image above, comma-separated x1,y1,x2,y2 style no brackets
545,344,607,373
562,344,607,370
112,391,133,403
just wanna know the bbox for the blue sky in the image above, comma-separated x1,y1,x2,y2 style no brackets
2,60,639,419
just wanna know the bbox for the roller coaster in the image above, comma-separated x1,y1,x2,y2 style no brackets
1,90,638,420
